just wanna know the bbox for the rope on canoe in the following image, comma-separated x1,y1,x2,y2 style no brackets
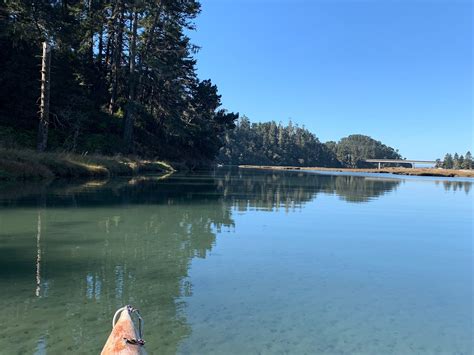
112,305,146,347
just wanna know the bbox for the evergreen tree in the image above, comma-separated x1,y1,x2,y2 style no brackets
462,151,472,169
453,153,460,169
325,141,337,155
457,155,464,170
443,154,454,169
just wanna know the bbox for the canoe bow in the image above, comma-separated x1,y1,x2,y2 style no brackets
101,305,145,355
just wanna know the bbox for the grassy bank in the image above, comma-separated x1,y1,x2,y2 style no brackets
0,149,174,180
239,165,474,178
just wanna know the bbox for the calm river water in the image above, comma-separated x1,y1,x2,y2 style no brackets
0,169,472,354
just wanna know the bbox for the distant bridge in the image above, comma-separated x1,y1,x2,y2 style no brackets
364,159,437,169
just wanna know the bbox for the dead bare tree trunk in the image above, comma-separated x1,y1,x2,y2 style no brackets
37,41,51,152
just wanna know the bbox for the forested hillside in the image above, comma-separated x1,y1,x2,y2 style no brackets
218,117,402,168
325,134,402,168
218,117,339,167
0,0,237,163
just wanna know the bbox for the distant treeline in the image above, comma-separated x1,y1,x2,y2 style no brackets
218,117,401,168
436,152,472,170
1,0,237,164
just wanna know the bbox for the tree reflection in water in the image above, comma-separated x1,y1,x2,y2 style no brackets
0,169,469,353
214,169,402,210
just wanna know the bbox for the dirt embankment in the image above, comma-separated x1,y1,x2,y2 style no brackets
238,165,474,178
0,149,175,180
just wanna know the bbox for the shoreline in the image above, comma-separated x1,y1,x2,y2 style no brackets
0,149,175,180
238,165,474,178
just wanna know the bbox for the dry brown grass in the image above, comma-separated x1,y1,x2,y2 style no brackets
239,165,474,178
0,149,175,180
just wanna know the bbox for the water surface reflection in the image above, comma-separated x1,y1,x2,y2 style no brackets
0,169,471,354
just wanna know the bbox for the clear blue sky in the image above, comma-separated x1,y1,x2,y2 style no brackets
189,0,472,160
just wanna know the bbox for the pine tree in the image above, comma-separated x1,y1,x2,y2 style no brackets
458,155,464,170
453,153,460,169
443,154,454,169
462,151,472,169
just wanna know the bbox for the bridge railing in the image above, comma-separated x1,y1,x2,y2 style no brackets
364,159,436,169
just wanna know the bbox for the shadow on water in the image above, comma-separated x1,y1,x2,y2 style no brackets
0,169,470,353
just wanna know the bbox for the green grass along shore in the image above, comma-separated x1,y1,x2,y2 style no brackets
0,149,174,180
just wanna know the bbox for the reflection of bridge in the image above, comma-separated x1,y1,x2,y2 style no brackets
365,159,436,169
